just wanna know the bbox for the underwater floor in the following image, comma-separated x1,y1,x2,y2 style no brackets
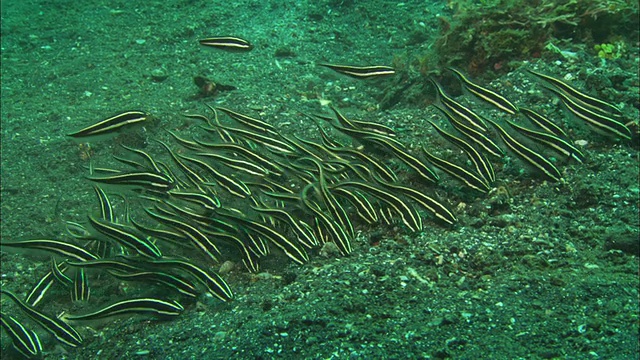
1,1,638,359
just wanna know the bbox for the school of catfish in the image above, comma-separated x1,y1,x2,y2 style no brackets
0,34,635,359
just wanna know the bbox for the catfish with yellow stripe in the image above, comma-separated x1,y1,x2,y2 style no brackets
1,239,98,262
144,207,221,262
217,208,310,265
520,107,568,138
448,67,518,114
128,258,234,302
506,120,585,163
334,181,423,233
430,78,488,131
64,298,184,321
428,120,496,184
86,171,175,192
68,111,149,140
486,118,563,182
436,106,504,158
300,183,353,255
545,86,632,140
108,270,199,298
199,36,253,51
318,63,395,79
525,69,623,118
0,312,42,359
422,147,491,194
87,215,163,259
1,289,83,347
371,173,458,226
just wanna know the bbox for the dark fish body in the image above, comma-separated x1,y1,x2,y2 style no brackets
486,118,563,182
319,63,395,79
520,107,568,139
526,69,623,118
1,311,43,358
87,171,175,192
199,36,253,51
448,67,519,115
64,298,184,321
547,86,632,140
1,239,98,262
68,111,148,140
1,290,83,347
422,148,491,194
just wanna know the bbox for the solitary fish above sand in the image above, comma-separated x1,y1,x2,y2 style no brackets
199,36,253,51
318,63,395,79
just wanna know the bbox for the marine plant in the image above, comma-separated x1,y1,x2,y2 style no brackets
594,42,624,60
410,0,639,76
